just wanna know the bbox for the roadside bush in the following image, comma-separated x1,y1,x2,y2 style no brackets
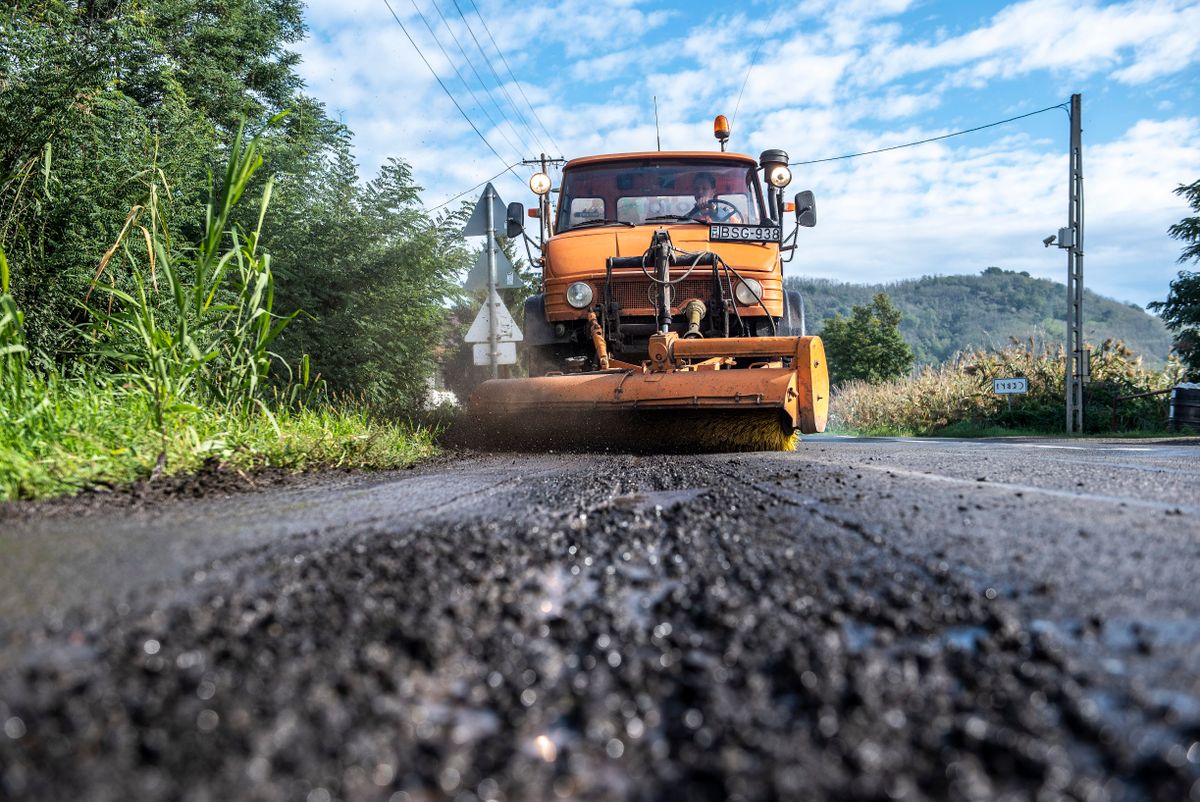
0,125,437,501
830,338,1182,435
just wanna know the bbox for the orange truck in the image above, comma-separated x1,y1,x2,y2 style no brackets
467,117,829,452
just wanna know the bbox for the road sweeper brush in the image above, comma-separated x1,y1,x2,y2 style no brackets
466,119,828,452
469,331,827,452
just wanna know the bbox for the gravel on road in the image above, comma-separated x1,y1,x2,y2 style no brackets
1,439,1198,801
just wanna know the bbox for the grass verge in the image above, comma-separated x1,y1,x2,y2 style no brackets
0,376,437,501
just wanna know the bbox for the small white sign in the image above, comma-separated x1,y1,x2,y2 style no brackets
993,377,1028,394
473,342,517,366
464,289,523,344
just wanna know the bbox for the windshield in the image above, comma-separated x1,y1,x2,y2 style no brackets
555,159,764,231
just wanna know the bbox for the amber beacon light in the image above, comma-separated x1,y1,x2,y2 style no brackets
713,115,730,151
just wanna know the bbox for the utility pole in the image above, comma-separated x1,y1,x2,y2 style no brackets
1065,93,1085,433
521,154,566,249
539,152,550,244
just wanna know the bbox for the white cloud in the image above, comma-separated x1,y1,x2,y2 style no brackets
497,0,674,58
873,90,943,120
860,0,1200,87
787,116,1200,306
291,0,1200,305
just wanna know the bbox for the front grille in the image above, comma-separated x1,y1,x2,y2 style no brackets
607,276,720,313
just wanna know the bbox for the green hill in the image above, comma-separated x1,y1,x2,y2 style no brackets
785,268,1173,367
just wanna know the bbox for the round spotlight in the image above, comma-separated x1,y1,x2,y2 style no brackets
735,279,763,306
767,164,792,188
758,149,790,188
565,282,594,309
529,172,552,195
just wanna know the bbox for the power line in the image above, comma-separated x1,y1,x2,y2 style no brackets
730,3,784,131
381,0,521,180
447,0,551,156
425,162,519,212
406,0,527,163
790,102,1069,166
461,0,563,157
426,0,535,156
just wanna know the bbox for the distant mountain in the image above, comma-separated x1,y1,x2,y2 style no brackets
785,268,1172,367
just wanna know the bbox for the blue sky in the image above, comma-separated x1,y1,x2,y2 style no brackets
296,0,1200,308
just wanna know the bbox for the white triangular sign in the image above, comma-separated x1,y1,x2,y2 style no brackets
464,246,521,290
464,289,523,344
463,183,507,237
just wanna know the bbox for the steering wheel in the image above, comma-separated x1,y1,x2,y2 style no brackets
688,198,741,223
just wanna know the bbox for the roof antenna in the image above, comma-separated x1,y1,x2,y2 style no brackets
653,95,661,151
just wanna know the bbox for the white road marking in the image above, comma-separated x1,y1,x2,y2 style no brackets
855,462,1200,516
1022,444,1090,450
1018,444,1156,452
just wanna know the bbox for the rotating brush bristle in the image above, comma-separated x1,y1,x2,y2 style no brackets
460,409,799,454
688,411,799,452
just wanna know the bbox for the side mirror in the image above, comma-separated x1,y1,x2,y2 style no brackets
794,190,816,228
505,201,525,238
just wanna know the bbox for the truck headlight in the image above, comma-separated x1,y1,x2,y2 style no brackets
566,282,594,309
766,164,792,188
735,278,763,306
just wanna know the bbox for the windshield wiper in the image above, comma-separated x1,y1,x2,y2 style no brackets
570,219,634,229
644,214,704,223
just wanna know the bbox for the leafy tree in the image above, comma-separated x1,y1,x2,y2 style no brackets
819,292,914,386
265,157,470,410
1168,180,1200,264
1147,179,1200,378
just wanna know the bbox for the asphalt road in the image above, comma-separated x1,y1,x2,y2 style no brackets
1,436,1198,801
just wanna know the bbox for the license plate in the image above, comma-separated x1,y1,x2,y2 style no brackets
708,224,782,243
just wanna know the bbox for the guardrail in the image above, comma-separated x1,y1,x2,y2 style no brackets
1110,388,1172,432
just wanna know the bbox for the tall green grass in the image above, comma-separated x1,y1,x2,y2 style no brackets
0,121,436,501
85,119,298,434
1,246,27,395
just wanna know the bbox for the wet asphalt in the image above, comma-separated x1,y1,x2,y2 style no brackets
1,436,1198,801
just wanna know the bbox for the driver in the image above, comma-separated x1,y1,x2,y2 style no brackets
688,172,741,223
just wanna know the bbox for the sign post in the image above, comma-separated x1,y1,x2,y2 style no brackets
463,183,523,376
464,244,521,290
993,377,1028,416
464,288,522,365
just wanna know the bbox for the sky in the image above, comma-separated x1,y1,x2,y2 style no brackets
295,0,1200,307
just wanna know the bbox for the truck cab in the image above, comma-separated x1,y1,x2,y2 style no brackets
522,146,814,374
